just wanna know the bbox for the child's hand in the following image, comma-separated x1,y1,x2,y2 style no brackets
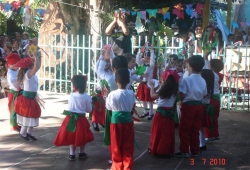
149,79,155,88
104,50,111,61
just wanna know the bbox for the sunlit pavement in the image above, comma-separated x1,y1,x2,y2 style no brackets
0,91,250,170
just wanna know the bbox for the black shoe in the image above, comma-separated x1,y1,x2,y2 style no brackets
147,147,151,153
100,124,105,128
190,152,198,157
20,133,30,141
174,151,190,158
140,112,149,118
107,160,112,165
27,133,37,141
215,137,220,140
92,122,99,131
148,114,154,120
68,155,75,161
200,145,207,151
79,152,87,159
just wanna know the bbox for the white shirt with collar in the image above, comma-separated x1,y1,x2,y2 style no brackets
179,73,207,103
136,50,156,82
7,69,20,91
106,89,135,112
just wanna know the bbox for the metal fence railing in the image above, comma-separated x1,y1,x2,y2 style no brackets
38,34,250,111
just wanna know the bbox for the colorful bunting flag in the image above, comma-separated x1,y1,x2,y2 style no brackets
163,12,170,20
158,8,164,15
186,4,193,10
140,10,146,20
162,7,169,14
4,2,11,12
137,11,142,19
240,22,245,28
147,9,157,18
232,22,239,28
131,11,136,16
191,11,198,18
172,9,179,16
179,11,184,19
185,9,192,16
195,3,204,14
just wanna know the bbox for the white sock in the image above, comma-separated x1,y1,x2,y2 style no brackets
148,102,153,116
69,145,76,155
79,145,85,153
27,127,33,136
143,102,148,113
20,126,27,136
199,128,205,147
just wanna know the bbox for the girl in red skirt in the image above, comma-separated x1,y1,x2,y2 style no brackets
136,44,156,120
148,70,179,157
6,53,21,131
14,52,41,141
54,75,94,161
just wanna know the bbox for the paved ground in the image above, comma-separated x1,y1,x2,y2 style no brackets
0,91,250,170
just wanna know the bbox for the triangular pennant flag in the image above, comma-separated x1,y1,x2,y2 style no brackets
164,12,170,20
137,11,142,19
191,11,197,18
240,22,245,28
232,22,239,28
131,11,137,16
195,3,204,14
179,11,184,19
172,9,180,16
4,2,11,12
185,9,192,16
147,9,158,18
162,7,169,14
158,8,164,15
186,4,193,10
140,10,146,20
246,22,250,26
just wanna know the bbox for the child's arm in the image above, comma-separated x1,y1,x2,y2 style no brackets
149,80,159,98
86,96,92,113
136,52,144,66
149,50,156,67
97,56,112,80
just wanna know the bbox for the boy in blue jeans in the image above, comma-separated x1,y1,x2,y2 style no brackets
175,55,207,157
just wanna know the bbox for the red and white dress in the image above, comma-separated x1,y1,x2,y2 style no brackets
54,92,94,147
14,70,40,127
150,95,176,156
136,50,155,102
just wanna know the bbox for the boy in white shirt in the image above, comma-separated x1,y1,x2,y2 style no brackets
175,55,207,158
106,68,135,170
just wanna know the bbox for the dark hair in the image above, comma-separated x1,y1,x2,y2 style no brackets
175,59,183,65
210,59,224,72
158,75,178,99
115,68,130,86
214,28,223,48
169,54,178,61
124,53,135,62
112,56,128,70
201,69,214,98
71,75,87,94
188,55,204,72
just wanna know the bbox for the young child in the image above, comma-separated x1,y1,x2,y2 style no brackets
14,53,41,141
175,59,184,78
6,53,21,131
174,55,207,157
124,53,142,90
204,59,224,141
54,75,94,161
136,46,156,120
200,69,215,151
149,70,179,157
165,54,178,71
106,68,135,169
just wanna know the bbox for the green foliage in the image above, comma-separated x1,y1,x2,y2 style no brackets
0,13,7,35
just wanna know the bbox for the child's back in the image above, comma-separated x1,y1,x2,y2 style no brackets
68,92,92,113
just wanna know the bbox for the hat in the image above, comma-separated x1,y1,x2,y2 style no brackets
6,53,21,65
22,32,29,36
161,70,180,82
14,57,34,69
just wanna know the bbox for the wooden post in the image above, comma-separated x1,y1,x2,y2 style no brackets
227,0,232,29
202,0,211,30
